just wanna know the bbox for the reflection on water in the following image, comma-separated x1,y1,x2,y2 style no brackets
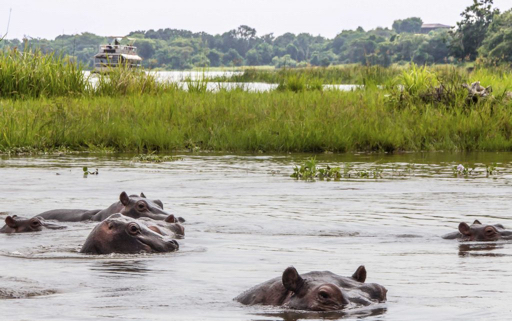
0,152,512,320
91,260,151,277
458,242,510,257
257,306,388,321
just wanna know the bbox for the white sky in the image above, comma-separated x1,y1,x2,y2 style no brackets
2,0,512,40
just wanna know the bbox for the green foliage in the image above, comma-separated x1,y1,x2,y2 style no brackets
133,153,183,163
217,65,403,85
291,157,317,180
93,66,172,96
185,76,209,93
0,47,87,99
291,159,384,181
450,0,499,60
277,74,306,92
478,9,512,63
392,17,423,34
2,67,512,154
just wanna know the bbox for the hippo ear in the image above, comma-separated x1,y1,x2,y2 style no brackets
140,192,146,198
154,200,164,209
120,192,130,206
473,220,482,225
458,222,472,236
352,265,367,283
282,266,304,293
5,216,17,228
165,215,177,223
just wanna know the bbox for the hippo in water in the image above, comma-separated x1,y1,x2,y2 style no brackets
0,215,66,233
138,215,185,238
35,192,184,222
442,220,512,241
80,214,180,254
235,266,387,311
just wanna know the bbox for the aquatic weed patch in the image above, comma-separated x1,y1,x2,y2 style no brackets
132,153,183,163
291,158,383,181
291,159,507,181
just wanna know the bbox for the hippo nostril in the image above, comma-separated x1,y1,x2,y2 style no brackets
170,240,179,250
107,222,114,230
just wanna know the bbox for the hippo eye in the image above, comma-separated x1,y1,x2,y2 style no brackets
485,227,497,235
318,291,330,299
137,203,147,211
31,220,41,227
127,223,140,235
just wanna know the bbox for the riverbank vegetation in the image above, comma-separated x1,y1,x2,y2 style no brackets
1,1,509,69
2,63,512,154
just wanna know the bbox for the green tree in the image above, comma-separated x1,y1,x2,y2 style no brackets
479,9,512,63
245,48,261,65
223,48,243,66
392,17,423,33
450,0,499,60
207,49,222,67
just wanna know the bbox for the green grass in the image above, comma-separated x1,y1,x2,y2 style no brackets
0,48,88,99
212,65,405,85
2,84,512,153
3,51,512,154
0,48,174,99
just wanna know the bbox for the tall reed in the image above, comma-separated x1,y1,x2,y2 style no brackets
1,87,512,153
0,48,87,99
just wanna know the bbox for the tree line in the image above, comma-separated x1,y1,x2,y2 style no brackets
0,0,509,69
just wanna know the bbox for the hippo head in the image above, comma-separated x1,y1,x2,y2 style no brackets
1,215,66,233
119,192,171,221
140,215,185,238
80,213,179,254
458,220,512,241
281,266,367,311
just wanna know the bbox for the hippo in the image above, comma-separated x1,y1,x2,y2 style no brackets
35,192,184,222
442,220,512,241
0,215,66,233
138,215,185,238
80,213,179,254
235,266,387,311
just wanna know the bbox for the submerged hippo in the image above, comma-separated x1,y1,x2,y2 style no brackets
442,220,512,241
80,213,179,254
138,215,185,238
0,215,66,233
36,192,184,222
235,266,387,311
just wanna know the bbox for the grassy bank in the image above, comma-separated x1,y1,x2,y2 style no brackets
2,50,512,154
2,86,512,153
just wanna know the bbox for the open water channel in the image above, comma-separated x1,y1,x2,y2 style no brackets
86,70,360,92
1,152,511,320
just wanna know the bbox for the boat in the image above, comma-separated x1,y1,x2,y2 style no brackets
93,36,142,73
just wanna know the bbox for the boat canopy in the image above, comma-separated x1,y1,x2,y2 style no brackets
121,54,142,61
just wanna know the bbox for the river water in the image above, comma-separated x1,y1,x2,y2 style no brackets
1,152,511,320
85,71,360,92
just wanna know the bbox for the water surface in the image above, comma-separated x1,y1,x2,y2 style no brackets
1,152,511,320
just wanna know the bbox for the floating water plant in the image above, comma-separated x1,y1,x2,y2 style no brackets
83,167,98,178
133,153,183,163
486,163,499,177
452,164,475,177
291,158,383,181
291,157,317,181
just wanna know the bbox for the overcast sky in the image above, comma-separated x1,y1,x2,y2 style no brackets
2,0,512,40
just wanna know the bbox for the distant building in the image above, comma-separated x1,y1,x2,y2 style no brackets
420,23,452,34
